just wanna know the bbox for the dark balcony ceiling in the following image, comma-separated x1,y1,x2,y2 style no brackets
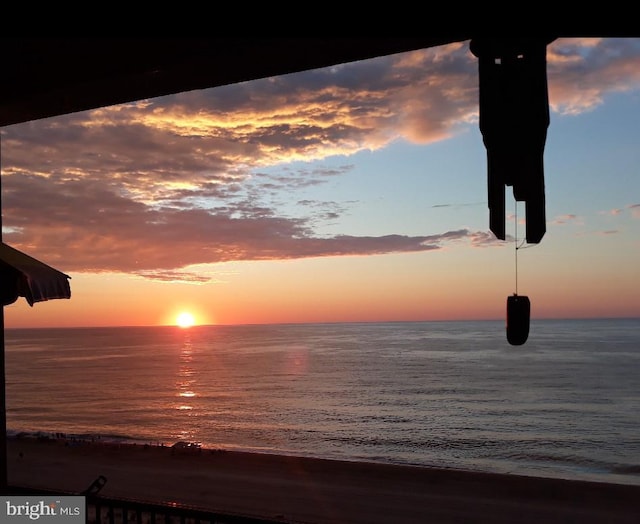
5,36,638,128
2,37,476,128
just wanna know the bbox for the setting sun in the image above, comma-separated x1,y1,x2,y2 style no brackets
176,312,196,328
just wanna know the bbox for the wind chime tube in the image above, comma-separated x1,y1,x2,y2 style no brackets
470,38,554,244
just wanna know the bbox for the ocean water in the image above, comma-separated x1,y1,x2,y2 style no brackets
4,319,640,486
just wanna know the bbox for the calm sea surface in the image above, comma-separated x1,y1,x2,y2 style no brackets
5,319,640,485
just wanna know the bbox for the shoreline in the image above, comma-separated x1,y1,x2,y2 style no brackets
11,430,640,487
8,435,640,524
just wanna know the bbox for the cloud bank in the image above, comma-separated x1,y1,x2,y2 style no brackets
2,38,639,282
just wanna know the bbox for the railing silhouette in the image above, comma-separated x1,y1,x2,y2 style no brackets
8,485,288,524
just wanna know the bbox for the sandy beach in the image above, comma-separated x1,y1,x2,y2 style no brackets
8,436,640,524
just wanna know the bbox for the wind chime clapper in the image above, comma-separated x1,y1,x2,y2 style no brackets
506,294,530,346
470,37,555,346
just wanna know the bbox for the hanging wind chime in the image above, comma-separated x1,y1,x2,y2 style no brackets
470,37,555,346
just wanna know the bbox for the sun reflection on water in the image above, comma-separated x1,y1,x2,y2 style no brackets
176,332,198,410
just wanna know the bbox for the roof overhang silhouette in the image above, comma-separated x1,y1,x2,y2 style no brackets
2,38,473,128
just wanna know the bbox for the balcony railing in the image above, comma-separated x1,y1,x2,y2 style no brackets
8,485,288,524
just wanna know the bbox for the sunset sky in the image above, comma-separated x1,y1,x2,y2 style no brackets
2,38,639,328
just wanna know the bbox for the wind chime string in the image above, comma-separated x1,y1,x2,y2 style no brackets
514,202,519,295
514,200,536,293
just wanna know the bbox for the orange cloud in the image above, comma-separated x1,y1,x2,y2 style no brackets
548,38,640,115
